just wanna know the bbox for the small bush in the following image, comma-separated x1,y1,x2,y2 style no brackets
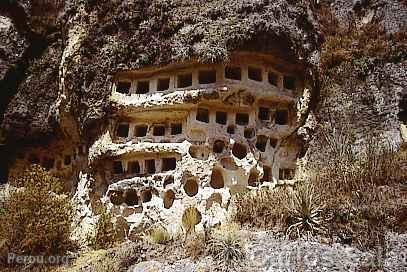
63,242,143,272
310,126,407,249
207,223,246,271
61,250,115,272
286,182,325,238
91,210,118,250
148,225,171,245
184,232,206,260
0,165,73,257
182,206,202,235
233,188,289,230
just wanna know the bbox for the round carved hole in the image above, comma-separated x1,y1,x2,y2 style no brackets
213,140,225,153
109,190,125,205
210,168,224,189
232,143,247,159
141,189,152,203
206,192,222,210
125,190,139,206
163,189,175,209
163,175,174,188
220,157,238,170
184,178,198,197
248,170,259,186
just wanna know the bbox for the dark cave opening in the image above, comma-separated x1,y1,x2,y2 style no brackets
0,146,8,183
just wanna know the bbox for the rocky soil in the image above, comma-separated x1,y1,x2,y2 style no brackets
129,231,407,272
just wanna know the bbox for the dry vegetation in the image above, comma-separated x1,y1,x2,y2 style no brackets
233,126,407,250
207,223,246,272
0,165,73,267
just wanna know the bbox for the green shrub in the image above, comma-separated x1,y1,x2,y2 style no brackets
0,164,73,256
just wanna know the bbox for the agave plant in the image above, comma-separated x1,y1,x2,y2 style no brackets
208,223,246,271
286,182,325,238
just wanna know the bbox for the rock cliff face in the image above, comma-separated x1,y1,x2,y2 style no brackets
0,0,406,248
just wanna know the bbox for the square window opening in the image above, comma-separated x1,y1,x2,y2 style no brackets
268,72,278,86
177,73,192,88
162,158,177,171
171,123,182,135
129,161,140,174
135,125,148,137
42,158,54,170
157,78,170,91
136,80,149,94
116,123,129,138
113,161,123,175
283,75,296,90
116,81,131,94
269,137,278,148
216,111,227,125
225,66,241,80
244,128,255,139
248,66,262,81
261,165,272,182
279,168,295,180
64,155,71,166
256,136,268,152
227,125,235,134
199,70,217,84
275,110,289,125
153,125,165,136
145,159,156,174
236,113,249,126
196,108,209,123
258,107,270,121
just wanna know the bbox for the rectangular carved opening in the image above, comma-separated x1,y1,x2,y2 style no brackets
283,75,296,90
135,125,148,137
145,159,156,174
153,125,165,136
216,111,227,125
248,66,262,81
162,158,176,171
225,66,241,80
268,72,278,86
113,161,123,174
244,128,255,139
275,109,289,125
64,155,71,166
171,123,182,135
196,108,209,123
227,125,235,134
199,70,217,84
42,157,54,170
256,135,268,152
236,112,249,125
116,81,131,94
136,80,149,94
116,123,129,138
157,78,170,91
258,107,270,121
279,168,295,180
269,137,278,148
260,165,272,182
177,73,192,88
129,161,140,174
